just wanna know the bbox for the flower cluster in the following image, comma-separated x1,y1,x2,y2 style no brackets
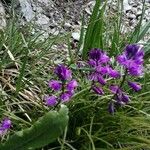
108,44,144,114
0,118,11,136
45,65,78,106
117,44,144,76
85,44,144,114
44,44,144,112
88,48,120,95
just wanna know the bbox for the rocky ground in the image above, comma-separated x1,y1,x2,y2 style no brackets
0,0,149,64
0,0,150,39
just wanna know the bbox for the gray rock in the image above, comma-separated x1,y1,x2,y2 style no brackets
15,0,62,38
72,32,80,41
18,0,35,22
0,1,6,29
127,13,136,20
123,0,132,12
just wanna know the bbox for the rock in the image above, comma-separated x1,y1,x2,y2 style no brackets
14,0,63,38
18,0,35,22
64,22,72,28
123,0,132,13
0,1,6,29
127,13,136,20
72,32,80,41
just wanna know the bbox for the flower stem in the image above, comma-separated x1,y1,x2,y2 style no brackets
111,68,128,100
54,81,65,110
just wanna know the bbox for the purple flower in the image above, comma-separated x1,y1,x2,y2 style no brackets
92,86,104,95
108,67,120,78
117,45,144,65
97,75,106,85
1,118,11,129
55,65,72,81
97,66,120,78
125,44,144,61
128,81,142,92
110,85,130,104
100,52,110,63
96,66,109,75
88,72,98,81
116,94,126,105
0,118,11,136
66,80,78,91
110,85,119,94
48,80,62,91
117,44,144,76
89,49,102,61
89,48,110,64
128,64,143,76
44,95,57,106
60,92,72,102
121,94,130,103
88,59,97,67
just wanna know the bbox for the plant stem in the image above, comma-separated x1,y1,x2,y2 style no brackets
54,81,66,110
111,68,128,100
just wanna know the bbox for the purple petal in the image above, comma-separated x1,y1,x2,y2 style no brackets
116,44,144,76
66,80,78,91
110,85,120,94
60,92,72,102
92,86,104,95
96,66,109,75
0,118,11,136
108,67,120,78
44,95,57,106
117,54,127,65
128,81,142,92
88,59,97,67
89,48,102,61
88,72,98,81
48,80,62,91
97,75,106,85
55,65,72,81
1,118,11,129
116,95,125,105
99,52,110,63
128,65,143,76
125,44,140,59
121,93,130,103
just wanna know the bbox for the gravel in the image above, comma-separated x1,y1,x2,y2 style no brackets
1,0,149,40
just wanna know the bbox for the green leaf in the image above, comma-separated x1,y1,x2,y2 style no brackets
91,1,107,49
82,0,101,59
137,21,150,42
0,105,69,150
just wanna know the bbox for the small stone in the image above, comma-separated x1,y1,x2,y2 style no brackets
137,10,142,15
72,32,80,41
127,13,136,20
64,22,72,28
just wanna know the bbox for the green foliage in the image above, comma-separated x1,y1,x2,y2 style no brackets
1,0,150,150
81,0,150,59
0,105,68,150
82,0,102,59
82,0,122,59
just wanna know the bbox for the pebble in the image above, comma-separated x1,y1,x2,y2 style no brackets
127,13,136,20
72,32,80,41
